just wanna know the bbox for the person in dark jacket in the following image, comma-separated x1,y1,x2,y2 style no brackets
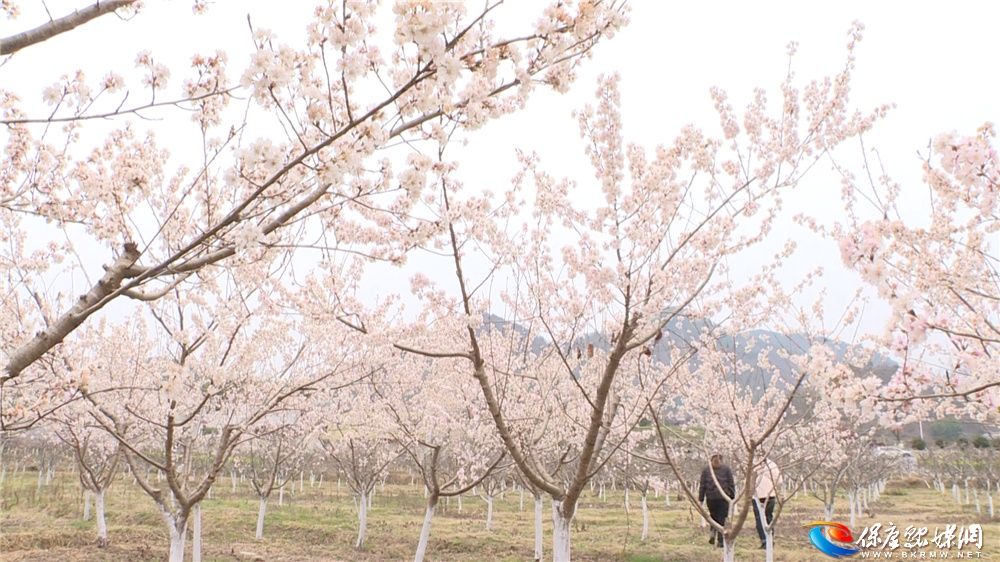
699,454,735,547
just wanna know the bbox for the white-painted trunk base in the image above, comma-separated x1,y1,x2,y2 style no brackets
640,495,649,541
356,492,368,549
721,537,736,562
552,500,572,562
256,497,267,540
192,504,202,562
413,504,435,562
534,497,544,561
166,514,187,562
95,490,108,547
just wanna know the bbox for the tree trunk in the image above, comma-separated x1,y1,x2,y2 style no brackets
485,495,494,530
165,513,188,562
520,488,524,511
765,526,775,562
95,489,108,547
551,499,572,562
458,494,462,513
721,535,736,562
83,489,92,520
534,495,544,561
192,504,202,562
279,484,284,507
413,501,436,562
356,491,368,549
848,492,856,527
640,494,649,541
256,497,267,540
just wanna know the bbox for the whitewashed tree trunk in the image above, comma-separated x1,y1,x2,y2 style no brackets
164,513,188,562
640,494,649,541
721,535,736,562
95,489,108,547
551,500,572,562
624,486,630,514
485,495,494,530
520,488,524,511
255,497,267,540
356,491,368,549
848,492,857,527
279,484,284,507
765,530,775,562
534,496,544,561
458,494,463,513
988,493,994,518
83,490,92,520
231,470,237,493
192,504,202,562
824,503,834,520
413,503,435,562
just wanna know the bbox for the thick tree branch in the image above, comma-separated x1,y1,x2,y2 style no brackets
0,1,137,55
3,243,143,382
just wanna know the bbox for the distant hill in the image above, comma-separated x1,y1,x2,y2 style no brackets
479,311,898,396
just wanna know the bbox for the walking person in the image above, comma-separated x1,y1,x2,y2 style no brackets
698,454,735,548
753,457,781,549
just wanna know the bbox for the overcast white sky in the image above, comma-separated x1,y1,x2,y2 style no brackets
3,0,998,341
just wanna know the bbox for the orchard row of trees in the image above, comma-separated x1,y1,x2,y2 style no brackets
2,1,997,561
1,383,918,562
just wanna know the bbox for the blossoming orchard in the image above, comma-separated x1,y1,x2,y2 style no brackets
1,1,998,561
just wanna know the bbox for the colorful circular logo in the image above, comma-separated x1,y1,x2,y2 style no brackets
805,521,860,558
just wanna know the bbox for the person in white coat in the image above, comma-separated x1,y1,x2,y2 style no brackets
753,458,781,549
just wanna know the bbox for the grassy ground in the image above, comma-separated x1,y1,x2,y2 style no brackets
0,472,996,561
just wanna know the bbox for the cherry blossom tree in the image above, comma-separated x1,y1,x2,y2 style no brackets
835,123,1000,417
319,378,401,551
244,411,320,540
650,322,883,562
53,403,122,547
334,20,887,561
0,1,627,428
72,294,359,562
372,352,506,562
